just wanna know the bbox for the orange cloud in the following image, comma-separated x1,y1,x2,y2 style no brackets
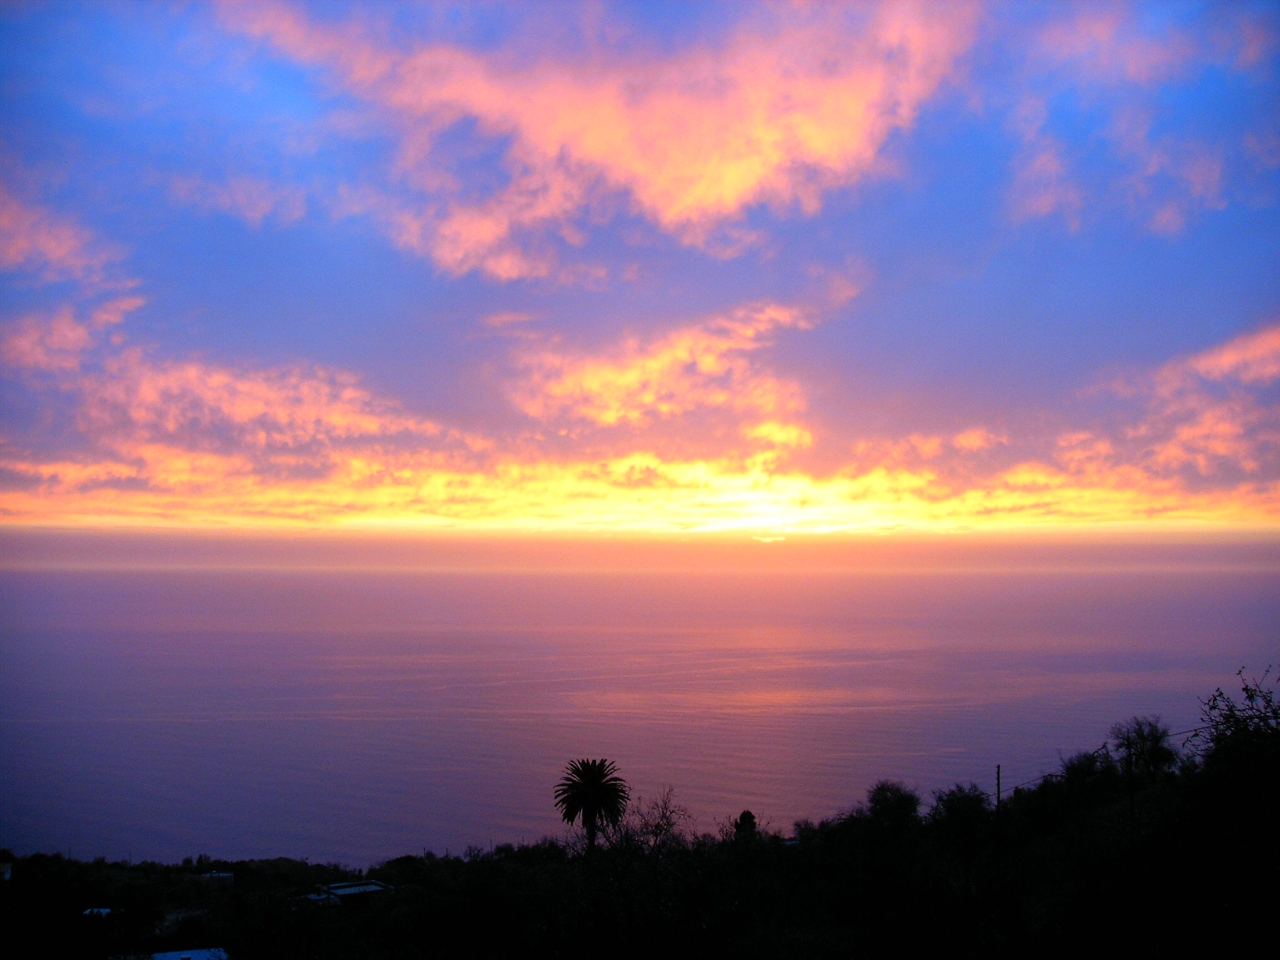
952,428,1007,452
513,304,809,443
4,437,1273,533
220,1,979,278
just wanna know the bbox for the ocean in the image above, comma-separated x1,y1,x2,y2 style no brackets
2,553,1276,865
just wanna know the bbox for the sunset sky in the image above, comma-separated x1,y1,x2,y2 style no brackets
2,0,1279,535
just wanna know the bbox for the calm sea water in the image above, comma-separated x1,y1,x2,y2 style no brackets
2,567,1276,865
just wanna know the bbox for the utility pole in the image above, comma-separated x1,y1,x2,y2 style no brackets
994,764,1003,856
1126,750,1136,829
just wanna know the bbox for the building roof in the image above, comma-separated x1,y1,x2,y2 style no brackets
326,880,390,897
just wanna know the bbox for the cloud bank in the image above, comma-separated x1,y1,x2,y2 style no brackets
3,264,1276,530
220,0,978,279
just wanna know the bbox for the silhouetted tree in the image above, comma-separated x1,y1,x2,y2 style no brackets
637,787,692,850
865,780,920,828
554,758,630,852
1110,715,1178,784
930,783,989,835
1060,747,1118,785
734,810,757,842
610,786,693,851
929,783,990,891
1193,667,1280,769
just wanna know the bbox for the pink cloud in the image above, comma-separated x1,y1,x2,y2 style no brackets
0,308,94,371
1243,128,1280,171
1146,401,1262,475
1004,93,1086,228
0,171,145,374
1130,323,1280,476
482,311,536,329
219,1,979,279
2,338,485,514
1,297,146,372
1014,7,1274,235
1182,324,1280,384
1109,108,1227,234
0,182,118,284
89,296,147,330
79,349,447,458
1230,9,1279,70
169,173,307,227
1037,9,1200,85
846,426,1011,478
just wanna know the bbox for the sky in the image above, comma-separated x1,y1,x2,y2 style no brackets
1,0,1279,535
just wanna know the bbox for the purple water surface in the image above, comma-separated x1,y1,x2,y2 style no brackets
2,567,1276,865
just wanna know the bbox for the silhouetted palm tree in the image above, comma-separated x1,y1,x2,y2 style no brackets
554,758,630,852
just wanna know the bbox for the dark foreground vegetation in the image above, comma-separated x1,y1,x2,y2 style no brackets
3,671,1277,958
